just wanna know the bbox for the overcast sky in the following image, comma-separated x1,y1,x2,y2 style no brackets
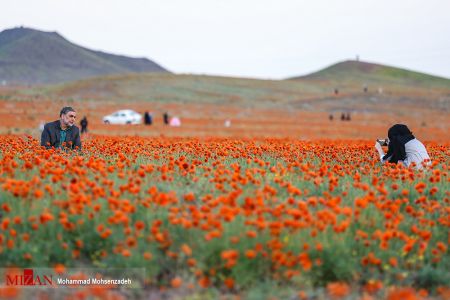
2,0,450,79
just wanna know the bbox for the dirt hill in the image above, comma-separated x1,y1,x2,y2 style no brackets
291,60,450,90
0,27,169,84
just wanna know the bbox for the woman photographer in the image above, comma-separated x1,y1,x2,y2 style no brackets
375,124,431,169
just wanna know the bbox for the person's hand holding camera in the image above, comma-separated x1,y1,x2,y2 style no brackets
375,138,387,160
376,138,389,146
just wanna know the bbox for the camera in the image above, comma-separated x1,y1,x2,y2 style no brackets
377,139,388,146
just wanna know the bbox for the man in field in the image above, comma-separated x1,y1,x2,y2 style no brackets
40,107,82,150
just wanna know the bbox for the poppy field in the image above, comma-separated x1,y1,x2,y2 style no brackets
0,135,449,299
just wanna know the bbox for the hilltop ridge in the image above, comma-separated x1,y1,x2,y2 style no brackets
0,27,169,84
291,60,450,89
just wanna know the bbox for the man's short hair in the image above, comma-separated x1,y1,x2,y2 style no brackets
60,107,76,117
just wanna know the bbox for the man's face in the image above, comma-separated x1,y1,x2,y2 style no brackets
61,111,77,127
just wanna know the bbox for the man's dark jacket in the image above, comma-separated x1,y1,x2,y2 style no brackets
40,120,82,150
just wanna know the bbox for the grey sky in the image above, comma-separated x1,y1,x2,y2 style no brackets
2,0,450,79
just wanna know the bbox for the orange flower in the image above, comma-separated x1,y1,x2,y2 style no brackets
184,192,195,202
246,230,257,238
327,282,351,299
316,243,323,251
121,249,131,257
224,277,234,289
364,280,383,294
230,236,240,244
34,189,44,199
0,285,19,298
143,252,153,260
39,212,54,224
181,244,192,256
171,277,182,288
221,250,239,260
187,258,197,267
389,257,398,267
387,287,418,300
134,220,145,231
2,203,11,212
75,239,84,249
245,249,257,259
198,277,210,288
54,263,66,274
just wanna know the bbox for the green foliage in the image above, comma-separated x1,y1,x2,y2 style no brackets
414,266,450,291
308,246,357,287
0,138,448,298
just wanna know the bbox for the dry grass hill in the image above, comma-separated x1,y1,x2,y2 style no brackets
0,28,448,140
0,27,168,84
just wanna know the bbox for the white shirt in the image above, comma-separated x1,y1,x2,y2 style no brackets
379,139,431,169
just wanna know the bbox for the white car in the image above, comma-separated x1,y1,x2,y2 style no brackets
103,110,142,125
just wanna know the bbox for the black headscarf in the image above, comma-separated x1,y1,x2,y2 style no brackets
383,124,415,163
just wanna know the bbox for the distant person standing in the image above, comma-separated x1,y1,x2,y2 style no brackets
378,87,383,94
169,116,181,127
144,111,153,125
80,116,88,134
41,106,81,150
163,112,169,125
328,114,333,121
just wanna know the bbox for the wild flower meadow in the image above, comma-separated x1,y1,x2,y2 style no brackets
0,135,448,299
